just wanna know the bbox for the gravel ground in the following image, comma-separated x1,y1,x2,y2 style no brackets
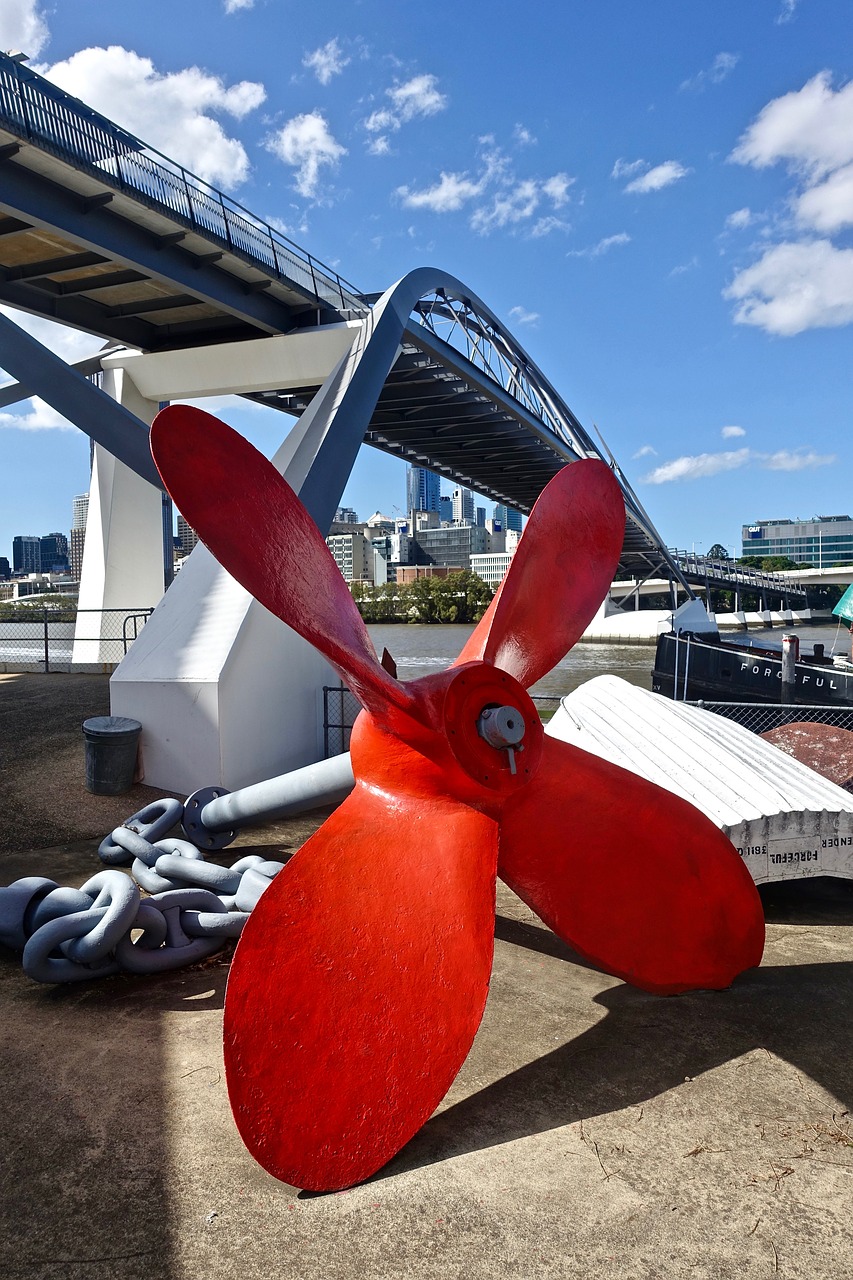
0,671,330,861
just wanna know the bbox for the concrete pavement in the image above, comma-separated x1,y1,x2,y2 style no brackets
1,675,852,1278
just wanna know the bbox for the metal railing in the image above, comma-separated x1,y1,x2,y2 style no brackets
0,52,367,318
0,606,153,671
667,549,809,598
688,701,853,736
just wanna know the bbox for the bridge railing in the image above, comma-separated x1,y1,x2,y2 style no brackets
0,53,368,319
667,550,809,595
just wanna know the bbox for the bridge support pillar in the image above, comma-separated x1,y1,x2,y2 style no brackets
73,367,167,665
111,276,419,792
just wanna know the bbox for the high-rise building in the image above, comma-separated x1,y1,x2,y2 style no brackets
451,486,475,524
493,503,523,533
12,535,41,574
40,532,69,572
176,512,199,558
0,557,10,579
406,465,440,514
70,493,89,581
334,507,359,524
438,495,452,523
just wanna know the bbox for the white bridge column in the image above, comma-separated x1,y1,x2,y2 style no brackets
72,368,165,665
109,320,379,793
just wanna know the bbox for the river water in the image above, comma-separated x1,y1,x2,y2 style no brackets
367,618,850,701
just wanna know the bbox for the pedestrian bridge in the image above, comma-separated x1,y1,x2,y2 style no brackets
0,51,749,790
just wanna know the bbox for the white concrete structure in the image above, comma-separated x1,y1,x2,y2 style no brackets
108,324,363,792
72,365,165,664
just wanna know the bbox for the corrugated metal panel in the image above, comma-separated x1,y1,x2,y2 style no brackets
547,675,853,884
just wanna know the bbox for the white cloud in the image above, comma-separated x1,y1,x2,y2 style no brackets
513,124,536,147
224,0,255,10
0,0,49,57
642,444,835,483
762,448,836,471
0,398,75,431
632,444,657,460
624,161,691,193
730,72,853,179
42,47,265,189
776,0,798,23
611,158,646,180
364,73,447,150
303,38,349,86
724,239,853,335
397,171,485,213
670,256,699,276
725,75,853,333
530,216,571,238
508,305,539,326
795,163,853,233
680,52,740,92
726,207,754,230
642,448,750,483
265,111,346,199
721,425,746,439
542,174,573,207
568,232,631,259
398,142,573,235
471,179,540,233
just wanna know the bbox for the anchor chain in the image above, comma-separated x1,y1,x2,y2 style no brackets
0,798,286,984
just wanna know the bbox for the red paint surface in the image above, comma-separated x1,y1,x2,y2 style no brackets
151,406,765,1191
499,736,765,994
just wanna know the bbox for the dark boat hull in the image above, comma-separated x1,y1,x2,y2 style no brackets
652,631,853,707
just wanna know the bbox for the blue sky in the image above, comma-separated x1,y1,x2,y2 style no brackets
1,0,852,563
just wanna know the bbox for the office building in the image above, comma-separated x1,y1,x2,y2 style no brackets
40,532,69,572
411,524,490,569
12,535,41,574
334,507,359,524
493,503,524,533
451,486,475,524
326,532,374,583
406,465,440,514
742,515,853,567
176,513,199,558
70,493,88,581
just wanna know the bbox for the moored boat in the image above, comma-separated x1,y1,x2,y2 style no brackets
651,628,853,706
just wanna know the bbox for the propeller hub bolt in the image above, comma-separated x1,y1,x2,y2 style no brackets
477,705,526,750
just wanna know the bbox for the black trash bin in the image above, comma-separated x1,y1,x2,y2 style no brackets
82,716,142,795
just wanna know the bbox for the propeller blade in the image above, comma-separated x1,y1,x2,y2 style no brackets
150,405,417,721
498,736,765,995
224,781,498,1191
455,459,625,688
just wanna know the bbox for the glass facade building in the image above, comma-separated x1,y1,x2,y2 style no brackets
406,465,440,514
742,516,853,567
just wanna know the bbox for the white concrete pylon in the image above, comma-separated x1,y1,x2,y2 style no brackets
72,366,165,665
109,315,381,793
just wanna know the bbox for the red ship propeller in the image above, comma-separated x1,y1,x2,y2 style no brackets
151,405,764,1192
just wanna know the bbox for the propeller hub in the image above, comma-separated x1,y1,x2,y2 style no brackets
442,664,542,793
476,705,525,750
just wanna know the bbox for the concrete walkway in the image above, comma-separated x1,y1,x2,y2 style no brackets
1,675,853,1279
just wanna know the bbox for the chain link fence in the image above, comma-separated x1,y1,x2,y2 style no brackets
0,606,153,672
323,685,363,756
688,701,853,735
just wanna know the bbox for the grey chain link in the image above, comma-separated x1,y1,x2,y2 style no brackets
0,799,286,983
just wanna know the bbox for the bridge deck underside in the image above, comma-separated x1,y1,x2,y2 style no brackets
0,125,323,350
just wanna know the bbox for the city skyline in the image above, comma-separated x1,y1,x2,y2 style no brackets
0,1,851,563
